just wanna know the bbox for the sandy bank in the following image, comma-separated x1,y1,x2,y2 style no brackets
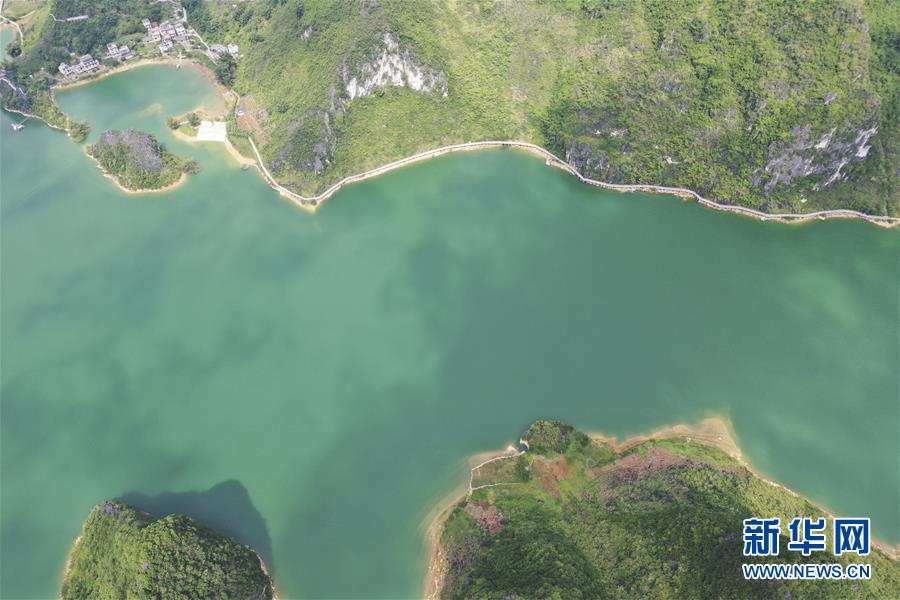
170,126,256,168
421,446,521,600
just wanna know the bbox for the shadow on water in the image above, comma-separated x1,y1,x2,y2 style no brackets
118,480,274,569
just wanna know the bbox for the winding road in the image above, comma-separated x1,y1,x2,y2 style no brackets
246,137,900,227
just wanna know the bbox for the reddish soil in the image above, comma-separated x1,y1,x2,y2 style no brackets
464,501,506,535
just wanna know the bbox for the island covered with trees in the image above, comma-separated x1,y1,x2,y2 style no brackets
62,501,273,600
430,420,900,598
87,129,199,192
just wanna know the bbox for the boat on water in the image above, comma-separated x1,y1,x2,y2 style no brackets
11,123,25,131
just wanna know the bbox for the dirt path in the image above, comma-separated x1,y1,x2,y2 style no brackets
423,417,899,598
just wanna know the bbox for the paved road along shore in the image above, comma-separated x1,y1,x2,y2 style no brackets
246,137,900,228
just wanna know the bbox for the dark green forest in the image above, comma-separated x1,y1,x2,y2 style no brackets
61,501,272,599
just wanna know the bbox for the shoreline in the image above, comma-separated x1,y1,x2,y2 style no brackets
170,126,256,167
5,56,897,227
255,551,280,600
421,446,521,600
52,59,234,119
422,416,899,598
246,137,900,228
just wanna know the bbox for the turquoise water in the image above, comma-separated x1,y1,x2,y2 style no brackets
0,28,14,56
1,65,898,598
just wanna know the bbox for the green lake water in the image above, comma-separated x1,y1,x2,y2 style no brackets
1,65,898,598
0,28,13,54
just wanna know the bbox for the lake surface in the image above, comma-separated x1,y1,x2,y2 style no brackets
1,64,898,598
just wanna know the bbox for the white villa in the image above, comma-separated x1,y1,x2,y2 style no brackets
105,43,134,61
58,55,100,78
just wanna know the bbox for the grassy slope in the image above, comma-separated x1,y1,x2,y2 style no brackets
438,421,900,598
201,0,897,214
62,501,272,600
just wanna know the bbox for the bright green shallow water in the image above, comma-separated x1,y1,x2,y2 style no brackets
1,65,898,599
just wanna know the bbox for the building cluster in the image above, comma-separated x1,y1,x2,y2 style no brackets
141,18,190,54
210,44,239,58
106,42,135,62
58,55,100,79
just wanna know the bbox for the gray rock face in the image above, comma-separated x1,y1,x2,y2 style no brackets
98,130,164,173
565,142,625,184
752,121,879,193
273,33,446,178
342,33,447,102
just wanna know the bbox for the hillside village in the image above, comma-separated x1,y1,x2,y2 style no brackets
55,0,238,82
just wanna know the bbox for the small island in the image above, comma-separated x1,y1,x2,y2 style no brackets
87,130,199,192
62,501,273,600
429,420,900,598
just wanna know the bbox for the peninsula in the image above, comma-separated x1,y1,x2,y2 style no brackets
62,501,273,600
428,420,900,598
87,129,198,193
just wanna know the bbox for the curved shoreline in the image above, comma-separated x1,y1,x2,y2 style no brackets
422,416,899,598
170,126,256,167
248,137,899,228
52,59,234,118
4,54,896,226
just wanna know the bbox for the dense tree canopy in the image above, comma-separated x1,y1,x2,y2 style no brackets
62,501,272,600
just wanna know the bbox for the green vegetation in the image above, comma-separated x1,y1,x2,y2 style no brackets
69,120,90,143
437,420,900,598
192,0,897,214
0,0,165,129
62,501,272,599
87,129,198,191
214,52,236,86
3,0,898,214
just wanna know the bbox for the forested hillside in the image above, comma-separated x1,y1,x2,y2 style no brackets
191,0,897,214
2,0,897,215
435,421,900,598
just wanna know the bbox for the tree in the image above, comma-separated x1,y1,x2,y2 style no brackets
69,121,90,143
188,112,200,127
166,117,180,129
214,53,236,87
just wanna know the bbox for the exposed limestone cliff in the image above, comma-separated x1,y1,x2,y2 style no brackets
342,33,447,101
